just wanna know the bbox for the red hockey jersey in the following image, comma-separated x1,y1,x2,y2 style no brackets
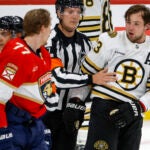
0,38,59,128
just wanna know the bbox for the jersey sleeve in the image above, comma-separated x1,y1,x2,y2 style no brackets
81,32,114,75
51,67,92,88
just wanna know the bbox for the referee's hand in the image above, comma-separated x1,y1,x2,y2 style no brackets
92,68,116,86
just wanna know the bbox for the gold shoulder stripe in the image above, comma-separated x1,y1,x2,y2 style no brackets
85,57,102,71
80,16,100,20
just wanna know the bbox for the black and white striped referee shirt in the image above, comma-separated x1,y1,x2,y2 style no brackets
45,24,92,110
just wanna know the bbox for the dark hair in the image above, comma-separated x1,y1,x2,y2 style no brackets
124,4,150,25
23,8,51,36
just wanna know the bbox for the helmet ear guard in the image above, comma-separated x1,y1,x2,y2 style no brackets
12,16,23,33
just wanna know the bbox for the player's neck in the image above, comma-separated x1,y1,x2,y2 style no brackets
24,36,41,52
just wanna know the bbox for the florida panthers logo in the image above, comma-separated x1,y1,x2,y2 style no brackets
114,59,144,91
38,72,56,101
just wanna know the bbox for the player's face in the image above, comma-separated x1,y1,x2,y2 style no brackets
125,12,147,43
0,29,11,51
60,7,81,32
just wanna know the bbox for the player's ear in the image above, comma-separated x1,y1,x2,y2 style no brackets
145,23,150,30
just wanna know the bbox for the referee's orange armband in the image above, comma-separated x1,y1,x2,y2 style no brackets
50,58,63,71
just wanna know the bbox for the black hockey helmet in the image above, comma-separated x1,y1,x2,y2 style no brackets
0,16,13,30
12,16,23,33
55,0,84,13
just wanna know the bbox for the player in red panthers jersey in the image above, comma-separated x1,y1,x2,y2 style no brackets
0,8,57,150
0,16,13,52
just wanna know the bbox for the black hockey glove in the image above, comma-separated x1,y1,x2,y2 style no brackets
0,128,13,150
62,97,86,135
108,101,142,128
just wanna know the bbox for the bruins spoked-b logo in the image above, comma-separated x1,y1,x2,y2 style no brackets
114,59,144,91
94,140,109,150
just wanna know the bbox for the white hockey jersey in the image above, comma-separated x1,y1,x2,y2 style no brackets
81,31,150,111
78,0,113,45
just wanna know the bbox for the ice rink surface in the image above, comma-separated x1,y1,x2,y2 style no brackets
140,120,150,150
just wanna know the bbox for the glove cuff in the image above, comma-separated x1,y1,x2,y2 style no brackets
67,97,86,111
139,100,146,112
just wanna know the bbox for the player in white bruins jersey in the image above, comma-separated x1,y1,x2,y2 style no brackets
78,0,113,46
76,1,113,148
81,4,150,150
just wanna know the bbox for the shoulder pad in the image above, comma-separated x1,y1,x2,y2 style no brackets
107,31,117,38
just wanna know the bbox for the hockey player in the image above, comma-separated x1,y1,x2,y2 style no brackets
0,16,13,52
0,15,24,38
78,0,113,46
12,16,24,38
81,4,150,150
0,8,54,150
77,1,113,147
42,0,116,150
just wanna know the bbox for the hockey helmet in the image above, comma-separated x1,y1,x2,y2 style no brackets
0,16,13,30
55,0,84,13
12,16,23,33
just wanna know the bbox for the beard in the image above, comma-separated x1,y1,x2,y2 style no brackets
127,33,144,43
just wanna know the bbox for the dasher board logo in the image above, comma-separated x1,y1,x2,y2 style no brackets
39,72,53,101
2,63,18,80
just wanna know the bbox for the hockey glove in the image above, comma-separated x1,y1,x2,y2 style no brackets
108,101,142,128
0,128,13,150
62,97,86,135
